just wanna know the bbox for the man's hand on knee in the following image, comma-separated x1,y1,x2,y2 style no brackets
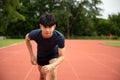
41,64,55,74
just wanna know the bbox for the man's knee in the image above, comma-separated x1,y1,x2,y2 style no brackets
49,58,58,80
50,68,57,80
39,70,47,80
38,65,47,80
40,75,46,80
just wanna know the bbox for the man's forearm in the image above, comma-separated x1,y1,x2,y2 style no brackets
25,38,34,56
25,37,37,65
51,47,65,67
51,56,64,68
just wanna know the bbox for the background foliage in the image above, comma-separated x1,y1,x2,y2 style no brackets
0,0,120,39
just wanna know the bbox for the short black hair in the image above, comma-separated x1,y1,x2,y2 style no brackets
39,13,56,27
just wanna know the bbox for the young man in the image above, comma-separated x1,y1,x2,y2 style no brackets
25,13,65,80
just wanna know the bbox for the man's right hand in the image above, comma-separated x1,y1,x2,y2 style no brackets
25,34,37,65
30,55,37,65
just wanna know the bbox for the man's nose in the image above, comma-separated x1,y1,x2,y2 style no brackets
46,27,50,31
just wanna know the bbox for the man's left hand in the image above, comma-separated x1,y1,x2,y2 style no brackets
41,64,55,73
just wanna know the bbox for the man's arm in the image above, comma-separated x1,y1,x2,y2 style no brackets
51,47,65,67
25,34,37,65
42,47,65,73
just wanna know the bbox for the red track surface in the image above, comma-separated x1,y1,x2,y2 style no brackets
0,40,120,80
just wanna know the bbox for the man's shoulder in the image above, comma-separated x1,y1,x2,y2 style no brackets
28,29,41,40
54,30,64,37
29,29,41,35
54,30,64,40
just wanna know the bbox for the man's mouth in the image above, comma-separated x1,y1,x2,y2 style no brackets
45,32,51,34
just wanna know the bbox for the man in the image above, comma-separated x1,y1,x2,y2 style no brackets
25,13,65,80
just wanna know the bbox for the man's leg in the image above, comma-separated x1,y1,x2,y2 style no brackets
38,65,47,80
49,58,58,80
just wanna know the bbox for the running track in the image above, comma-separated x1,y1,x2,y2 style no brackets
0,40,120,80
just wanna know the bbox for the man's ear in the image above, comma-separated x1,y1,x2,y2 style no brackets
39,24,42,28
54,24,56,29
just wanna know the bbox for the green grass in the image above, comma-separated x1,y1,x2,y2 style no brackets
104,42,120,47
0,39,24,48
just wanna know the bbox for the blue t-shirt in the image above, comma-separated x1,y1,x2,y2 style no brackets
28,29,65,58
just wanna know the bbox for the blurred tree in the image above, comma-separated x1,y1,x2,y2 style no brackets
97,19,111,36
108,13,120,36
0,0,105,38
70,0,102,36
0,0,25,35
52,0,73,38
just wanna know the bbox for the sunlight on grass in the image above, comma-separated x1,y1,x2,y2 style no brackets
0,39,24,48
104,42,120,47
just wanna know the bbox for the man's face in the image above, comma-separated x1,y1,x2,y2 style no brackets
40,24,56,38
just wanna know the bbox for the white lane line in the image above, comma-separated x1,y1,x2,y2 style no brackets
24,65,35,80
65,59,80,80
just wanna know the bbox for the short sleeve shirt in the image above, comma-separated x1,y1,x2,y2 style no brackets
28,29,65,58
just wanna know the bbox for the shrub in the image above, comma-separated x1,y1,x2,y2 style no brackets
112,36,119,40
